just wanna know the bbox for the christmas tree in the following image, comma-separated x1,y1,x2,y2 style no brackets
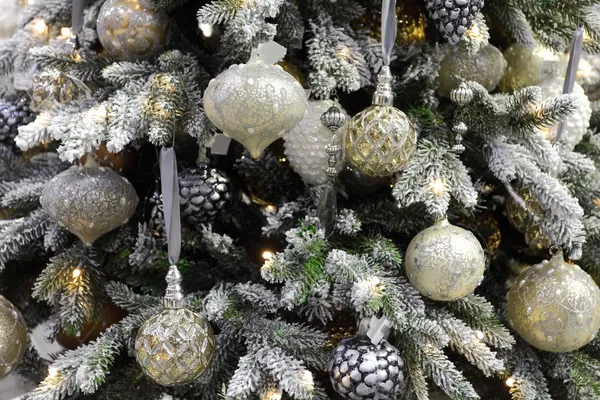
1,0,600,399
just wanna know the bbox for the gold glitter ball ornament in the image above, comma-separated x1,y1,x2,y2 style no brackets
506,187,551,252
351,2,426,45
30,69,85,112
345,66,416,177
437,44,507,98
203,59,308,159
0,295,28,379
405,218,486,301
507,249,600,352
96,0,170,61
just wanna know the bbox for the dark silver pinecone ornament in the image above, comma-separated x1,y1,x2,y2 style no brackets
179,166,232,224
329,336,404,399
425,0,484,45
0,94,36,151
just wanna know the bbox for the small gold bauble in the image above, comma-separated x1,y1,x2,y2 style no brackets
455,211,502,259
507,250,600,352
135,308,215,386
437,44,507,98
506,187,551,252
30,70,84,112
405,218,486,301
351,2,426,45
0,295,28,379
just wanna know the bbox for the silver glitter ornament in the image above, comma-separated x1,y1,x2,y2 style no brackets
284,100,348,186
450,84,474,106
135,266,215,386
179,166,232,225
203,59,307,158
0,295,28,379
30,69,84,112
425,0,484,45
405,218,486,301
328,335,404,399
507,248,600,352
40,165,138,246
0,94,35,150
321,105,347,132
96,0,170,61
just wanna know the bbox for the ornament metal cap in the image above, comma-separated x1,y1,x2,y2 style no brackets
163,265,184,308
372,66,394,106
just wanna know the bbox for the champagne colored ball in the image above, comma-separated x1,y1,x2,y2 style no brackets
203,60,308,158
437,44,507,98
405,219,486,301
135,308,215,386
0,295,28,379
507,253,600,352
97,0,170,61
499,43,566,92
345,105,416,177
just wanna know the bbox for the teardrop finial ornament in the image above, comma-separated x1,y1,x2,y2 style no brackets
320,106,347,132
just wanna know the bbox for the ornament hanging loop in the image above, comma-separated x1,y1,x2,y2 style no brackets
549,245,563,258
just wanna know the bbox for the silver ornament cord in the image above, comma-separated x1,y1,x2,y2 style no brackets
381,0,398,67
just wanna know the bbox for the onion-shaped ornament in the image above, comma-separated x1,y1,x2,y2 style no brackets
450,84,474,106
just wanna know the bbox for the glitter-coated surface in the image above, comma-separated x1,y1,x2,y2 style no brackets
405,219,485,301
97,0,170,61
345,105,416,177
0,94,35,147
0,295,28,379
437,44,506,98
506,187,551,251
31,70,83,112
40,166,138,246
507,253,600,352
135,308,215,386
284,100,347,186
499,43,566,92
203,60,308,158
328,336,404,400
425,0,484,45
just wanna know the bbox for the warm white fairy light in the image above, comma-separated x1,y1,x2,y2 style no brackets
261,387,283,400
265,205,277,212
262,251,273,260
430,178,445,196
72,268,82,279
505,377,516,387
199,23,214,37
31,19,48,37
57,27,72,40
48,367,58,379
475,331,484,340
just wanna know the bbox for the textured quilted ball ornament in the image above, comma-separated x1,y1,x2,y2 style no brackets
345,66,416,177
328,335,404,399
96,0,170,61
425,0,484,45
203,59,308,158
507,249,600,352
405,218,486,301
30,69,84,112
284,100,348,186
0,94,36,150
437,44,506,98
40,165,139,246
537,76,592,150
135,266,215,386
0,295,28,379
179,166,232,225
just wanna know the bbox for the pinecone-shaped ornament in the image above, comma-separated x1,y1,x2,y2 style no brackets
425,0,485,45
179,166,232,225
0,94,36,152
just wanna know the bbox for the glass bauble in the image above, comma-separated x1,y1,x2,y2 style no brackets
284,100,347,186
345,105,416,177
80,144,139,174
329,335,404,400
0,94,35,152
437,44,507,98
135,307,215,386
97,0,170,61
351,2,426,45
203,60,307,158
507,250,600,352
505,186,551,252
30,70,84,112
40,166,139,246
537,77,592,150
405,218,486,301
0,295,28,379
499,43,566,92
57,303,127,350
179,165,232,225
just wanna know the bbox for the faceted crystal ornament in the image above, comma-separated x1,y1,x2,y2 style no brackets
507,249,600,352
0,94,35,151
96,0,170,61
0,295,28,379
316,182,337,235
204,59,308,158
284,100,347,186
178,166,232,225
345,67,416,177
30,69,84,112
405,218,486,301
425,0,484,44
328,336,404,400
40,166,138,246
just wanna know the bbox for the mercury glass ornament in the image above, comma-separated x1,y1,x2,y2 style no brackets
499,43,567,92
0,94,35,151
537,77,592,150
405,218,486,301
506,186,551,252
96,0,170,61
179,166,232,225
40,165,139,246
284,100,348,186
345,66,417,177
425,0,484,45
135,266,215,386
203,59,308,158
30,69,84,112
0,295,28,379
437,44,507,98
328,335,404,400
507,248,600,352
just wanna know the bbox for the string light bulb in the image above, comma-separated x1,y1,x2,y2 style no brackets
475,331,484,340
430,178,446,196
58,27,72,40
48,367,58,379
72,268,82,279
505,377,516,387
262,251,273,260
31,19,48,37
260,387,283,400
199,23,214,37
265,205,277,212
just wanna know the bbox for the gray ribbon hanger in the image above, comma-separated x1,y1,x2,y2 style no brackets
72,0,85,40
160,147,181,266
381,0,398,66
